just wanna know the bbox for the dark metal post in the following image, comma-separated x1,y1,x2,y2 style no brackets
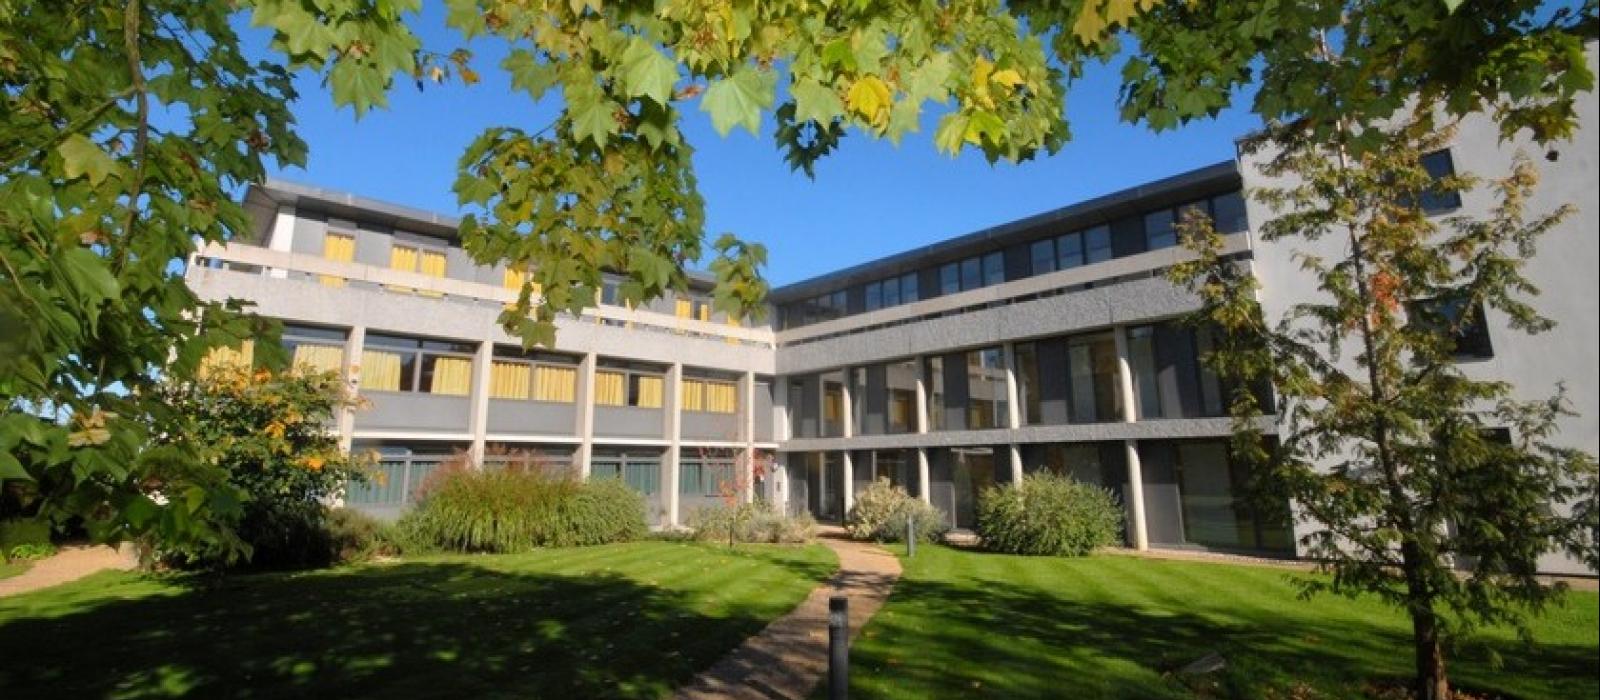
828,595,848,700
906,512,916,558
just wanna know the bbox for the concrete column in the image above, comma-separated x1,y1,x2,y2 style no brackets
575,352,597,478
1008,444,1024,485
841,450,855,514
1002,343,1022,430
337,325,365,453
665,362,684,527
741,371,757,504
914,358,929,434
916,448,932,505
839,369,855,438
266,205,296,279
1113,326,1150,551
467,340,493,466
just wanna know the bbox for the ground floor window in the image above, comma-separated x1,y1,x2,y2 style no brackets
589,449,662,495
1138,440,1292,553
344,444,460,517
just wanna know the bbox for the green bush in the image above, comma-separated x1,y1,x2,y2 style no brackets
398,464,646,553
976,472,1124,556
324,507,400,563
686,503,816,544
0,518,51,554
846,479,948,543
6,543,56,561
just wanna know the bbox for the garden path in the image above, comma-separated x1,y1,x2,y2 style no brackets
0,544,138,598
675,532,902,700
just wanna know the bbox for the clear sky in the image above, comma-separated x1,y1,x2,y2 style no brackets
251,6,1264,287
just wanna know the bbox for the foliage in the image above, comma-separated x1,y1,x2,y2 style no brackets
0,517,51,551
398,457,646,553
1169,112,1599,700
5,543,56,562
686,502,816,544
846,478,947,544
975,472,1123,557
322,507,400,564
150,363,369,569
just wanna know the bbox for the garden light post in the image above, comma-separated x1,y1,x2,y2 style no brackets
828,595,848,700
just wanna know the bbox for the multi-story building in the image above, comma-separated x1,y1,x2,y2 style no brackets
187,85,1596,574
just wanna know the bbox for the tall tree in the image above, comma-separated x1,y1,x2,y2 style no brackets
1170,113,1599,700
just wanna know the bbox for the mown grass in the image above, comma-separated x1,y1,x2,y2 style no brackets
0,541,835,699
848,545,1598,699
0,559,29,580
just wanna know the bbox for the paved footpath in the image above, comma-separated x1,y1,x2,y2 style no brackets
676,534,902,700
0,544,138,598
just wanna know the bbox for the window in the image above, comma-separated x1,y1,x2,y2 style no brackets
880,277,899,308
1410,297,1493,359
1057,231,1084,269
386,242,447,295
939,263,960,295
959,257,981,291
1030,238,1056,275
490,348,577,402
965,347,1007,429
320,232,355,287
282,324,345,374
1145,209,1177,250
864,281,883,311
1014,341,1041,425
1067,333,1121,422
360,334,475,394
683,376,739,413
924,356,945,430
1419,149,1462,214
679,454,737,497
886,359,918,434
822,371,846,437
1084,225,1112,263
1212,190,1248,233
601,280,622,306
899,273,919,304
981,251,1005,286
1126,325,1164,418
595,362,666,408
590,450,661,495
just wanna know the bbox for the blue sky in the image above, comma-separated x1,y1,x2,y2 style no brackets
252,6,1263,287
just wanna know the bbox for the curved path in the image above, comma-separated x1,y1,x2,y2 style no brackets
676,534,902,700
0,544,138,598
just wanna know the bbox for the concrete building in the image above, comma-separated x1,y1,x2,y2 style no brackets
187,93,1596,574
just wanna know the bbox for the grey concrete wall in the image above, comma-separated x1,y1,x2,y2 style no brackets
592,405,666,438
682,411,740,441
357,393,472,432
780,416,1273,452
754,381,775,442
485,399,577,435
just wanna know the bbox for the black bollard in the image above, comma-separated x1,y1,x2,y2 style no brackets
828,595,848,700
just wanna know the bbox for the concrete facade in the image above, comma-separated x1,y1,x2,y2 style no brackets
190,90,1596,571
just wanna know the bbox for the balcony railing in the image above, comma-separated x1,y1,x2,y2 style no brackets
189,242,777,348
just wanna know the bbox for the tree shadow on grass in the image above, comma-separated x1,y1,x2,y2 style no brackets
849,573,1598,699
0,560,780,700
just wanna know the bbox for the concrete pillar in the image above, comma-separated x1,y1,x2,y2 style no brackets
666,363,684,527
842,450,855,515
741,370,757,504
1008,444,1024,485
916,447,932,505
840,368,856,438
575,352,597,478
1002,343,1022,430
467,340,493,466
1113,326,1150,551
914,358,929,434
337,325,365,453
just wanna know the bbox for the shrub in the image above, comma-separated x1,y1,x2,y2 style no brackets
6,543,56,561
686,503,816,544
0,518,51,553
977,472,1124,556
399,462,646,553
846,479,948,543
324,507,400,563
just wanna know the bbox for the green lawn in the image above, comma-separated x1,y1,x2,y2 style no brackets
849,546,1598,700
0,559,29,580
0,541,835,700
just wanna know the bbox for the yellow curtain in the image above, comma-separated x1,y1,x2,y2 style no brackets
682,379,705,412
595,371,625,406
824,390,841,422
320,233,355,287
725,315,741,344
386,245,418,293
636,375,664,408
697,303,710,321
292,343,344,374
429,356,472,395
675,299,692,318
889,394,912,427
201,340,255,376
534,365,576,402
418,250,447,298
706,382,738,414
490,361,532,400
359,350,403,391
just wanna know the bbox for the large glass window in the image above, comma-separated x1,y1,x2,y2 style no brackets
886,358,918,434
960,256,982,291
899,273,919,304
822,370,846,437
1067,333,1121,423
282,324,346,375
1057,231,1084,269
981,251,1005,286
1084,225,1113,263
965,347,1007,430
683,373,739,414
1140,440,1293,553
1212,190,1248,233
864,281,883,312
1014,341,1041,425
1145,209,1177,250
924,356,945,430
595,361,665,408
1419,149,1462,214
939,263,960,296
1410,297,1493,359
1127,326,1163,418
490,347,578,402
1030,239,1056,275
360,334,475,395
590,449,662,495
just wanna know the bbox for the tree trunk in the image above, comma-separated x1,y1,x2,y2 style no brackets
1408,566,1451,700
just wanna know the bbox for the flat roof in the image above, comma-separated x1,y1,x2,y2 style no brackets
768,159,1240,303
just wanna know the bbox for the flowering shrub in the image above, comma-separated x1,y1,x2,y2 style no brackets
152,364,371,569
846,478,947,543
